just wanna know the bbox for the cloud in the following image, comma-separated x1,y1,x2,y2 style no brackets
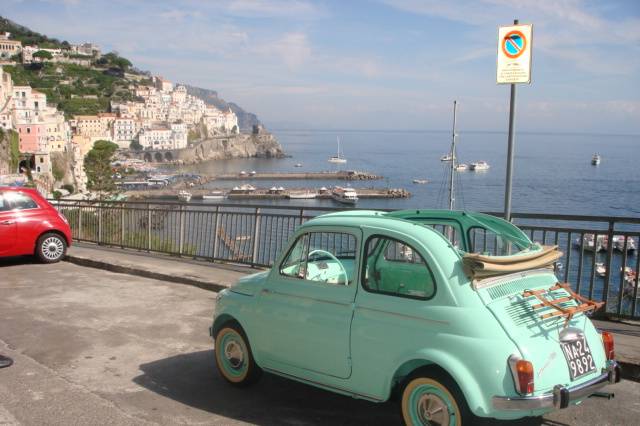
224,0,323,19
256,32,312,69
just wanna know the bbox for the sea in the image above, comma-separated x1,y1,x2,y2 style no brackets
171,129,640,217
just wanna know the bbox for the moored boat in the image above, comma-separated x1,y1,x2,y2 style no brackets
177,190,192,202
455,163,468,171
412,179,428,184
612,235,637,252
202,190,225,200
469,161,490,171
440,154,453,161
328,136,347,164
592,154,601,165
331,186,358,204
287,190,316,199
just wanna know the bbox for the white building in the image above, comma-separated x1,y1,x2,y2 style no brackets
203,106,239,136
112,117,140,148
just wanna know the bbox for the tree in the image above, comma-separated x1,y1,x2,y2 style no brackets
129,140,143,151
84,140,118,198
33,50,53,61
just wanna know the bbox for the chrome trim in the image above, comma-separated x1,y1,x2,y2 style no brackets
260,288,352,307
559,327,585,343
355,306,449,325
492,361,619,411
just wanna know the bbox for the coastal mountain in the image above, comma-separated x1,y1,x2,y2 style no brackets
183,85,261,132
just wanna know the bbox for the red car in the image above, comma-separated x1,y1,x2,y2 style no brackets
0,187,72,263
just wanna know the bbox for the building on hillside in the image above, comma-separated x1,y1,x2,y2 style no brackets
32,152,51,174
203,107,238,136
0,32,22,59
170,122,188,149
42,108,70,152
98,112,117,134
70,43,100,57
154,76,173,93
16,122,47,153
171,85,187,104
138,125,172,150
74,115,109,139
0,67,14,129
72,134,94,157
112,117,140,148
12,86,46,123
22,46,63,63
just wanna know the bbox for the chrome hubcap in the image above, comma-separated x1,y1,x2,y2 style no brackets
42,237,64,260
224,340,244,369
417,394,449,426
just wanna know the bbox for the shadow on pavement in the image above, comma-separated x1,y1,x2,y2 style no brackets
134,350,560,426
0,256,37,267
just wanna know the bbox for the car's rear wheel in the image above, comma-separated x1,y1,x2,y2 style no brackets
36,232,67,263
214,323,262,386
401,370,471,426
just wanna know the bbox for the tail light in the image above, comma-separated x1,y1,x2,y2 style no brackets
508,355,534,394
602,331,615,360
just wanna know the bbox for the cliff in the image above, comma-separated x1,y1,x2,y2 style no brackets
172,132,285,165
183,85,261,132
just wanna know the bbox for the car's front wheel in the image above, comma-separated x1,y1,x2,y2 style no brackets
36,232,67,263
214,323,262,386
401,370,471,426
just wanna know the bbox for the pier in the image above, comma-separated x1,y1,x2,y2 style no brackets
212,170,383,181
125,187,410,200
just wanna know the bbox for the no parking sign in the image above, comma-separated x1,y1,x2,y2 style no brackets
497,24,532,84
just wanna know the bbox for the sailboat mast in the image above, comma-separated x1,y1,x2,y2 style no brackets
448,100,458,210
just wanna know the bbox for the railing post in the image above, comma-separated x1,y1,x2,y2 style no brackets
120,206,125,248
179,205,185,255
251,208,261,266
77,204,83,241
212,206,220,260
98,205,103,245
602,221,615,314
147,204,152,252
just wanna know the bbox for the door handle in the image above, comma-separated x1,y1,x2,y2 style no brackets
1,220,14,225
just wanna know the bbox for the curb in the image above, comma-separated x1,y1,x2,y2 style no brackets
620,361,640,383
64,254,228,293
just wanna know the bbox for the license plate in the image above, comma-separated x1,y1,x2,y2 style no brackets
560,337,596,380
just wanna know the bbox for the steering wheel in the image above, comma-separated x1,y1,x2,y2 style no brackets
307,249,348,284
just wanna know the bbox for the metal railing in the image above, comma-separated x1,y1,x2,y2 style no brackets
51,200,640,320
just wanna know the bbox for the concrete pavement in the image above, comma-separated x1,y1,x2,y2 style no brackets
1,257,639,425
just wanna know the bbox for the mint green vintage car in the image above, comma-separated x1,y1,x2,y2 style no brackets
210,210,620,425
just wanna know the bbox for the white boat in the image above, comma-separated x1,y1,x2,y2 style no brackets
455,163,468,171
331,186,358,204
328,137,347,164
440,154,453,162
595,262,606,277
412,179,428,184
202,191,225,200
612,235,637,252
177,190,192,202
250,170,257,176
574,234,607,252
592,154,601,165
288,190,316,199
469,161,490,171
294,163,303,168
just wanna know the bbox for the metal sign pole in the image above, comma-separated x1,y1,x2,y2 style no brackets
503,18,519,222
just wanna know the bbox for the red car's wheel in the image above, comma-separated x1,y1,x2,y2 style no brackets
36,232,67,263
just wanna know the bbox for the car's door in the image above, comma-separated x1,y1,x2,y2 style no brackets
0,192,17,255
254,227,360,379
4,191,42,255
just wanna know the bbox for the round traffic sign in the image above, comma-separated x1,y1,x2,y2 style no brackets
501,30,526,59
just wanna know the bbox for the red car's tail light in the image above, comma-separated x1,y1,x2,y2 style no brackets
508,355,534,394
602,331,615,360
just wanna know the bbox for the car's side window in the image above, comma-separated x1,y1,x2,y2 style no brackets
0,193,9,212
4,192,39,210
362,235,436,300
280,231,357,285
468,227,521,256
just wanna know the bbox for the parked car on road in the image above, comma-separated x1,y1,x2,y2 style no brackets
210,210,620,425
0,187,71,263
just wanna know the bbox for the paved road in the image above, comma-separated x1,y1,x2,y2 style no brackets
1,258,638,425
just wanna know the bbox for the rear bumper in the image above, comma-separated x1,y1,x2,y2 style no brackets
492,361,621,411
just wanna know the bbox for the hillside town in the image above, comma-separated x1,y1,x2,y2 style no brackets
0,30,239,193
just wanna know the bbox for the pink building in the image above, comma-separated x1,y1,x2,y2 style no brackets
17,123,46,153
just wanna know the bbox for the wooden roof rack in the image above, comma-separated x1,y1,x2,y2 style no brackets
523,283,604,327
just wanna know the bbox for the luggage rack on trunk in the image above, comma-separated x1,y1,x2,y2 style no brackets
523,283,604,327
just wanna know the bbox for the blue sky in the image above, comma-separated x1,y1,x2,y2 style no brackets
3,0,639,133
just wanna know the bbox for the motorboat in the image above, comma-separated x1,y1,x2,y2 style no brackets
331,186,358,204
574,234,608,252
455,164,468,171
592,154,601,165
328,137,347,164
177,190,192,202
595,262,606,277
412,179,428,184
250,170,257,176
440,154,453,162
469,161,490,171
294,163,303,168
612,235,637,252
202,190,225,200
287,190,316,199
